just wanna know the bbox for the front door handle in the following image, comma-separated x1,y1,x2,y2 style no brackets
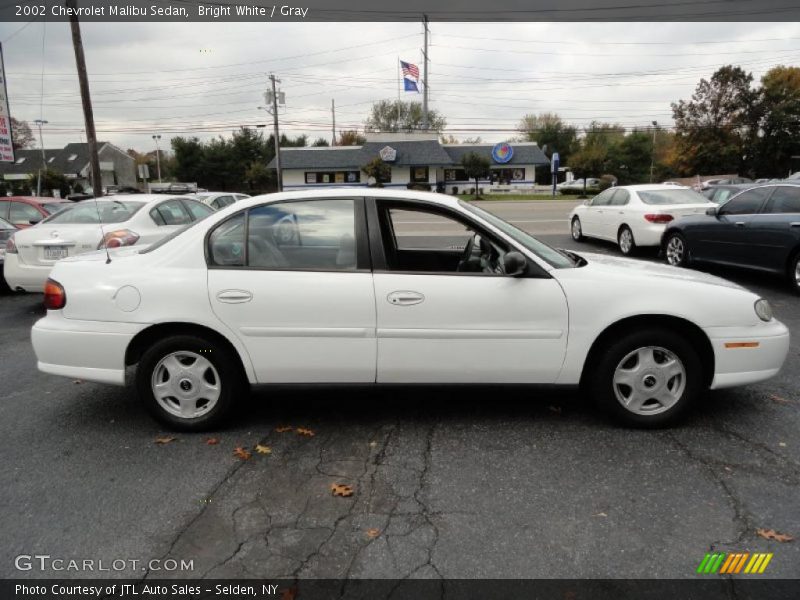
217,289,253,303
387,291,425,306
790,222,800,227
735,222,746,227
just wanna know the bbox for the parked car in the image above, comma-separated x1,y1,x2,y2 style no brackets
31,189,788,431
701,177,753,189
559,178,601,194
0,196,71,227
0,216,15,291
701,183,756,204
569,185,715,255
189,192,251,210
662,183,800,294
4,195,214,292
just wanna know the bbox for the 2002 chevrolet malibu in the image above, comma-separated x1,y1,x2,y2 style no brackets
31,189,790,430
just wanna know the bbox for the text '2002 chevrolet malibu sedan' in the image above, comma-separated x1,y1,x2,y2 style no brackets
31,189,790,430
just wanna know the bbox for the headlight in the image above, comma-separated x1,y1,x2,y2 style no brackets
754,299,773,322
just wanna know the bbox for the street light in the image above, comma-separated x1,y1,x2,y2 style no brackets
151,134,162,183
33,119,48,196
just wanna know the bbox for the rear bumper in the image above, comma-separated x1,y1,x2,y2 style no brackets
3,254,50,292
32,313,144,386
632,224,667,247
707,320,791,389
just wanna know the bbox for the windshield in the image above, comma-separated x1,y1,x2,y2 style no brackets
41,203,68,215
43,200,145,224
459,201,575,268
0,216,13,229
637,189,709,205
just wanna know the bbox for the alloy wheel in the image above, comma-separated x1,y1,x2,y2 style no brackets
571,218,582,240
666,235,685,266
619,228,633,254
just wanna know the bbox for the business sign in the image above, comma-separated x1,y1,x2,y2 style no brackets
491,142,513,164
379,145,397,162
138,164,150,180
0,43,14,163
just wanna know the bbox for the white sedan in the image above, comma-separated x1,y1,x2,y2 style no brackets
189,192,250,210
569,185,715,255
4,195,214,292
31,189,789,430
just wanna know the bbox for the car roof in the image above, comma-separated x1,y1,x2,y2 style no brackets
616,184,692,191
230,187,464,211
3,196,70,205
79,194,200,204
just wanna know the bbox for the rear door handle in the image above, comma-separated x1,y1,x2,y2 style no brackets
216,289,253,303
387,291,425,306
735,222,746,227
790,222,800,227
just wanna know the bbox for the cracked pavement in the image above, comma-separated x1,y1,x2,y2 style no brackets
1,203,798,581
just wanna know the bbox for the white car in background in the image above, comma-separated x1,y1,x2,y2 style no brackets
190,192,250,210
30,189,789,431
569,184,716,255
4,195,214,292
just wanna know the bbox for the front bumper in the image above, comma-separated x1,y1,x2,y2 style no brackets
707,320,791,389
3,254,50,293
32,312,145,385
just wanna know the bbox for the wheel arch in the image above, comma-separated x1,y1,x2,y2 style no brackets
579,314,715,389
125,322,253,383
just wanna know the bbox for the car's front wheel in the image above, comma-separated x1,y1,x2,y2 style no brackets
589,328,703,428
788,251,800,295
571,217,584,242
136,334,244,431
664,231,690,267
618,226,637,256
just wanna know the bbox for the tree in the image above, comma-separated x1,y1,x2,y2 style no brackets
517,113,579,166
10,118,34,151
670,65,759,176
244,161,273,193
338,130,366,146
364,100,447,133
361,157,392,187
311,137,330,147
754,66,800,177
171,137,206,185
460,151,491,198
568,144,609,196
27,168,70,198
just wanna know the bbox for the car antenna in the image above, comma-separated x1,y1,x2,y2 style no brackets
92,191,111,264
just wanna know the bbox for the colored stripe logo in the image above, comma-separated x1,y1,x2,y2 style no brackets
696,552,773,574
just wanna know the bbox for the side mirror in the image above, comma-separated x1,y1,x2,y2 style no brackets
705,206,718,216
503,251,527,277
28,218,42,225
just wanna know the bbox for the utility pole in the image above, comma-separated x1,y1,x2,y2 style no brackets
152,134,162,182
650,120,658,183
422,14,429,130
331,99,336,146
67,0,102,198
34,118,47,196
269,73,283,192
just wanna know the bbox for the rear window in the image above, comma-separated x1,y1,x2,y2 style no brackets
637,189,709,205
44,201,145,224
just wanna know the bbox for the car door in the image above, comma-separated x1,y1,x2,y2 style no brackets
744,186,800,272
206,197,377,383
369,198,569,384
580,188,615,239
603,188,630,239
691,187,773,264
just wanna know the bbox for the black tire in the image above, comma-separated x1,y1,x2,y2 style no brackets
136,334,245,431
664,231,690,267
788,251,800,295
617,225,637,256
571,216,584,242
589,328,704,428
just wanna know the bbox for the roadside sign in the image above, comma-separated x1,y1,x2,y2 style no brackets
551,152,560,196
0,43,14,163
138,163,150,180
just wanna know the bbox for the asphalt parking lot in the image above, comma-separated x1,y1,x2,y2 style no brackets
1,199,798,581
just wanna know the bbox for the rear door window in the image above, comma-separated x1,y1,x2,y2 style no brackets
763,186,800,214
150,199,192,226
720,188,773,215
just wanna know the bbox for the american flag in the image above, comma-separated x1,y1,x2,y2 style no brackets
400,60,419,80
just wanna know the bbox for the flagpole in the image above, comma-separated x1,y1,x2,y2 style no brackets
397,56,401,106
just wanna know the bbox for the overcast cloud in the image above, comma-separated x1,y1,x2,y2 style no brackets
1,20,799,153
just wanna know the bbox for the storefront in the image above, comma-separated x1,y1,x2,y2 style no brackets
270,133,550,193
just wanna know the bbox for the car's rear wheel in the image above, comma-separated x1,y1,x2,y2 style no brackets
618,226,637,256
788,251,800,295
136,334,243,431
664,231,690,267
571,217,584,242
589,328,703,428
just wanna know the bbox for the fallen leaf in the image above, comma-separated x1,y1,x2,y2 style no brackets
73,380,83,385
770,394,791,404
233,447,251,460
206,437,220,445
154,436,176,445
548,405,562,415
724,466,733,472
366,528,380,538
756,528,795,543
280,588,297,600
255,444,272,455
275,426,293,433
778,442,787,447
297,427,315,437
593,512,608,517
331,483,354,497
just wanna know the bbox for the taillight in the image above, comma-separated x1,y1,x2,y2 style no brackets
43,279,66,310
644,214,674,224
6,235,17,254
98,229,139,249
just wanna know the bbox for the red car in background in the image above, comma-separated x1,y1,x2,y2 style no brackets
0,197,71,228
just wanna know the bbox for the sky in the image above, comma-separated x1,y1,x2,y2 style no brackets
1,20,800,154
